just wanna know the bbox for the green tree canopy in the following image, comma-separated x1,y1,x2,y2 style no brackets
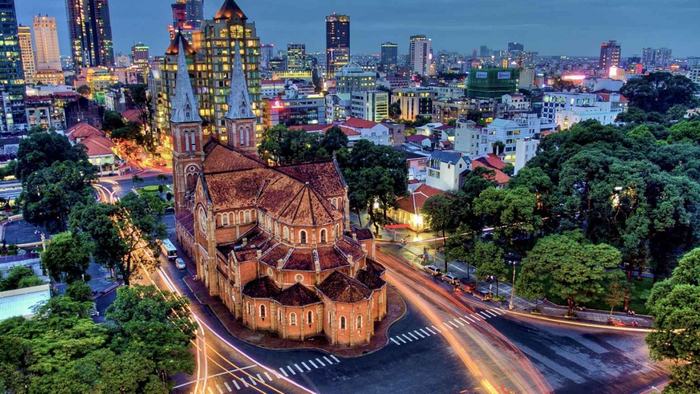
258,125,330,165
41,232,91,283
620,72,698,113
15,131,90,181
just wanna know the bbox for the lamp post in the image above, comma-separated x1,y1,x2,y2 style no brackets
507,253,519,310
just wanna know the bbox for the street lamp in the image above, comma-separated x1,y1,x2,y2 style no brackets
506,253,519,310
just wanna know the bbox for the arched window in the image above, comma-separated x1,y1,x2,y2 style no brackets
244,210,251,223
260,304,266,319
239,127,245,145
335,224,340,240
339,316,346,330
299,230,307,244
320,229,327,243
246,302,251,315
283,226,289,240
356,315,362,330
307,311,313,324
289,312,297,326
221,213,230,227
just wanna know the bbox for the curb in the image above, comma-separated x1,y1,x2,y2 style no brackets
505,309,654,333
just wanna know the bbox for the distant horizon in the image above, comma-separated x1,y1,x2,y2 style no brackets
15,0,700,60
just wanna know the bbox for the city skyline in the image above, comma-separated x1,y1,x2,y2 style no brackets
15,0,700,59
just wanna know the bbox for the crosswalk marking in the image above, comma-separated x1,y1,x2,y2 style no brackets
419,328,431,336
330,355,340,363
243,379,250,388
315,357,326,367
459,317,471,325
413,330,425,338
454,318,465,327
431,325,441,333
232,380,240,390
484,310,498,317
464,314,476,323
308,359,318,369
256,374,263,383
250,376,258,386
407,332,420,340
401,333,414,342
216,384,224,394
396,335,407,344
478,311,491,319
264,372,273,381
294,364,304,373
224,382,232,392
301,362,312,372
470,313,482,321
426,326,438,335
280,367,288,377
287,366,296,375
449,321,460,328
323,356,334,365
390,337,401,345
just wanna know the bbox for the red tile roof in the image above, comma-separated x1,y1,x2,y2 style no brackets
317,271,372,302
289,124,332,133
395,184,443,214
121,109,143,124
275,283,321,306
242,276,281,298
343,117,377,129
66,122,105,141
277,161,346,198
471,160,510,185
338,125,361,137
80,135,115,157
407,135,430,144
355,269,385,290
480,153,507,170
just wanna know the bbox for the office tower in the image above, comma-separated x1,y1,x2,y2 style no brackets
33,15,62,71
66,0,114,68
260,43,274,70
479,45,491,58
286,43,306,72
409,35,432,76
131,43,150,64
641,48,655,67
654,48,672,68
326,13,350,77
599,40,621,71
0,0,25,131
18,26,36,83
380,42,398,71
171,1,188,29
185,0,204,28
508,42,524,53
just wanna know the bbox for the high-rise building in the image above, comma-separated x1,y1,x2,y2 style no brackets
335,63,376,94
131,43,150,65
260,43,274,70
641,48,655,68
185,0,204,28
33,15,62,71
479,45,491,58
286,43,306,72
18,25,36,83
380,42,398,72
508,42,524,53
351,90,389,122
326,13,350,77
160,0,261,139
66,0,114,68
642,47,672,68
599,40,621,71
0,0,26,131
409,35,432,76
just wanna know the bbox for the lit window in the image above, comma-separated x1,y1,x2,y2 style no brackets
290,312,297,326
320,229,327,243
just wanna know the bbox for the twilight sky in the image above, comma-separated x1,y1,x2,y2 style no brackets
16,0,700,58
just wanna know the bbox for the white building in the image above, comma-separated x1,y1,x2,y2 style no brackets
514,138,539,174
454,119,490,158
350,90,389,122
688,68,700,89
341,118,391,146
542,92,598,123
501,93,530,112
409,35,433,76
325,93,351,123
486,114,553,164
426,151,470,192
543,92,626,129
335,63,377,94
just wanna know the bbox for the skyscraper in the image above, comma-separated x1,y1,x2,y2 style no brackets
599,40,621,71
0,0,26,131
185,0,204,28
66,0,114,68
286,43,306,72
33,15,62,71
131,43,150,65
409,35,432,76
508,42,524,53
326,13,350,77
380,42,398,72
18,25,36,83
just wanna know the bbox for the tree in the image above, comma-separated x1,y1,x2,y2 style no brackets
471,241,508,296
605,273,628,315
66,281,93,302
668,120,700,144
644,248,700,393
620,72,698,113
107,285,196,380
76,85,91,97
0,266,42,291
15,131,90,181
258,125,328,165
474,186,541,252
102,110,126,131
320,126,349,155
111,193,166,285
41,232,91,283
422,194,457,270
19,160,96,232
517,232,623,315
389,101,401,120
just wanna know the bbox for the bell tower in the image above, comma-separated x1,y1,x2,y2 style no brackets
224,41,257,155
170,35,204,214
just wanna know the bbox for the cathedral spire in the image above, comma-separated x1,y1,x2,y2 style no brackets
171,36,202,124
225,41,255,120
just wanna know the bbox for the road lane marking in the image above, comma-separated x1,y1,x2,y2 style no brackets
287,366,297,375
478,311,491,319
396,336,407,344
248,376,257,386
413,330,425,338
449,321,460,328
264,372,273,381
294,364,304,373
454,318,465,327
431,325,441,333
323,356,334,365
401,334,414,342
464,315,476,323
242,379,250,388
458,317,471,325
390,337,401,345
330,355,340,363
280,367,288,377
315,358,326,367
426,327,438,334
407,332,420,340
484,310,499,317
232,380,240,390
216,384,224,394
419,328,431,336
301,361,312,371
224,382,232,392
308,359,318,369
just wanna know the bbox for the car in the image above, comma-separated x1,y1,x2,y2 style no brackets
442,273,460,286
423,264,441,277
459,279,477,294
175,257,186,270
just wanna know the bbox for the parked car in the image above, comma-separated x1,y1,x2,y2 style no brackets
175,257,186,270
473,290,492,301
442,273,460,286
423,265,441,277
459,278,477,294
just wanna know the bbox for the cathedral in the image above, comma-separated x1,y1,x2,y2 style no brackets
170,38,388,346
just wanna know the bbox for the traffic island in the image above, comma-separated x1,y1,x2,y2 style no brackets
184,275,407,357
